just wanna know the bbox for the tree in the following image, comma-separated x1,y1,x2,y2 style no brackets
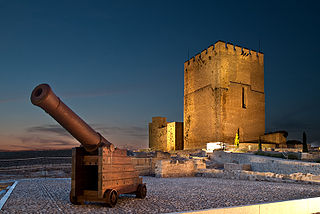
303,131,308,153
234,133,239,148
258,138,262,151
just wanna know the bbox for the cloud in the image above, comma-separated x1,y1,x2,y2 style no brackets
18,135,76,147
26,124,148,138
93,124,148,149
18,125,79,150
22,123,148,150
95,125,148,138
26,125,71,137
0,134,79,151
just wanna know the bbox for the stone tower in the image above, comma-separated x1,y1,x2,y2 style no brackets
184,41,265,149
149,117,183,151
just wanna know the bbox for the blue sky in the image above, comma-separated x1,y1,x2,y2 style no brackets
0,0,319,150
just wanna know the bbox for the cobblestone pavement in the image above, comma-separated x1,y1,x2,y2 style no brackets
2,177,320,214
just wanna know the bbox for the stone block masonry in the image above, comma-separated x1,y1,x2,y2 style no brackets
149,117,183,151
131,158,152,176
211,151,320,175
155,160,195,178
131,156,171,176
155,159,206,178
184,41,265,149
196,168,320,185
224,163,251,171
149,117,167,151
260,131,287,144
167,122,184,150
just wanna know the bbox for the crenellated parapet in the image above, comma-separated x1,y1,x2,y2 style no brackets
184,40,264,69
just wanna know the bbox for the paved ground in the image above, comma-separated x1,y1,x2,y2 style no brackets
2,177,320,214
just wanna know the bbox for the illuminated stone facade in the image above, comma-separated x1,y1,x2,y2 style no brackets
167,122,184,151
149,117,183,151
260,131,287,145
184,41,265,149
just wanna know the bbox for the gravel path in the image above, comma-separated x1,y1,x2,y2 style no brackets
2,177,320,213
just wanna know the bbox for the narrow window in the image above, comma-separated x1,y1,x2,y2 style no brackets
242,87,246,108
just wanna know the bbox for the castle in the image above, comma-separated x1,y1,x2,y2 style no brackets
149,40,265,151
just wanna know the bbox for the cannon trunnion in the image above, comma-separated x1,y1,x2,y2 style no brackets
31,84,146,207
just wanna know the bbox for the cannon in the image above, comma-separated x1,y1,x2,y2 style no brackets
31,84,146,207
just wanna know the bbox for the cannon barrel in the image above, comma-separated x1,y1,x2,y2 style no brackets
31,84,114,152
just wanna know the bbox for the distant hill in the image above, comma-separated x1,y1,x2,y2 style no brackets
0,149,72,159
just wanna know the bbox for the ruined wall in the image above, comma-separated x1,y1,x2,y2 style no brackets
239,142,276,151
155,160,195,178
184,41,265,149
260,132,287,144
131,158,152,176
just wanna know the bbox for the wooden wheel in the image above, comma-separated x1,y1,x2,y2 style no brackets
69,192,81,205
104,189,118,207
136,184,147,199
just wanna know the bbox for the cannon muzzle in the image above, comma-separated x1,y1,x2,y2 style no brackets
31,84,114,152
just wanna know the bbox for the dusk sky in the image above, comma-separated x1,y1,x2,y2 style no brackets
0,0,319,151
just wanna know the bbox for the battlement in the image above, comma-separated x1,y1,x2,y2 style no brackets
185,40,263,67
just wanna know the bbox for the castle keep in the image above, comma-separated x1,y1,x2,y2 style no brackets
149,40,265,151
184,41,265,149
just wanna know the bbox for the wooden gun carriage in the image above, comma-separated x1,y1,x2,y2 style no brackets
31,84,146,207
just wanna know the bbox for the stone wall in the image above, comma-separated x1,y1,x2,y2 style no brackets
239,142,276,151
167,122,184,151
197,168,320,185
184,41,265,149
211,151,320,175
301,152,320,160
149,117,183,151
131,157,167,176
260,132,287,144
132,158,152,176
155,159,206,178
149,117,167,150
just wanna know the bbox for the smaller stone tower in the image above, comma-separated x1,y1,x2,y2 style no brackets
149,117,167,151
149,117,183,151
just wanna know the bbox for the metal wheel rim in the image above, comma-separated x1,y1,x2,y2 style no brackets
110,191,117,204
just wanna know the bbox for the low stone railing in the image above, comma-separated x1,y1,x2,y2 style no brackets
196,168,320,185
210,151,320,175
155,159,206,178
